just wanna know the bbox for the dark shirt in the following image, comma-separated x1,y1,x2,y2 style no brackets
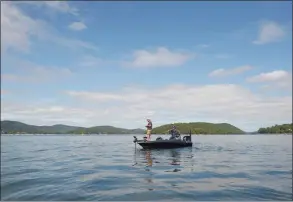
146,122,152,130
170,129,179,137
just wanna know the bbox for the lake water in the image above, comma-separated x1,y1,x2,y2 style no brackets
1,134,292,201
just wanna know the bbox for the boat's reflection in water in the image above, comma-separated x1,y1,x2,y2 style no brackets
133,147,194,171
132,147,195,191
169,149,180,166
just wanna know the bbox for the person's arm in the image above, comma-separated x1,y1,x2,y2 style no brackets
146,123,151,128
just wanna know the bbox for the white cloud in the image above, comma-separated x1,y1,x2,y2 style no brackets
1,2,97,53
209,65,253,77
247,70,289,82
125,47,195,68
67,91,124,102
1,1,45,52
253,21,286,45
247,70,292,90
68,22,87,31
41,1,79,15
1,102,94,126
63,84,292,131
16,1,79,16
2,83,291,131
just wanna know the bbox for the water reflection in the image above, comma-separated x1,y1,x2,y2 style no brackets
2,135,292,200
132,147,195,192
170,149,180,165
146,150,152,167
133,147,194,172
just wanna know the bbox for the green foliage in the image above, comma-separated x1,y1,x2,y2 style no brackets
257,123,292,134
1,120,145,134
1,121,79,134
151,122,244,134
68,126,145,134
7,120,291,135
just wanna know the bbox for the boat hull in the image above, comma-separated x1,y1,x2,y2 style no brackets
136,139,192,149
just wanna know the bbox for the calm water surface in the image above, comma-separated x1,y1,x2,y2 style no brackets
1,135,292,201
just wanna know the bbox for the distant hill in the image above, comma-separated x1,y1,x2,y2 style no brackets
0,120,145,134
1,121,79,134
1,120,244,135
151,122,244,134
69,126,145,134
257,123,292,134
3,120,292,135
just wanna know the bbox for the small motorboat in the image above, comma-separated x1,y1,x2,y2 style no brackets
133,130,192,149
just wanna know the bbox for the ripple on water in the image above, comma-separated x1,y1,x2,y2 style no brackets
1,135,292,201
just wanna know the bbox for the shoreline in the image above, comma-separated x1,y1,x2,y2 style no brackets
1,133,292,136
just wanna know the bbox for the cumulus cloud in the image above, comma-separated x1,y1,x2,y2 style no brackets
63,84,292,131
247,70,289,82
1,102,94,126
38,1,79,15
209,65,253,77
67,91,123,102
1,1,97,53
2,83,291,131
253,21,286,45
247,70,292,90
1,1,45,52
68,22,87,31
124,47,195,68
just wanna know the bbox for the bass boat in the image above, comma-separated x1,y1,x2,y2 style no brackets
133,130,192,149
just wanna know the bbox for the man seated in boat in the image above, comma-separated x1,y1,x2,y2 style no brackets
169,125,181,140
145,119,153,141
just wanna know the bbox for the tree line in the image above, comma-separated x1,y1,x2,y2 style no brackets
258,123,292,134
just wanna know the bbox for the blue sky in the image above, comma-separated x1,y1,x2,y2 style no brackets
1,1,292,132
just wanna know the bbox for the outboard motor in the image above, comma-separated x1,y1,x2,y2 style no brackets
183,136,191,141
183,130,192,142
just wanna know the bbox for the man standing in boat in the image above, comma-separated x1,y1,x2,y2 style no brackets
145,119,153,141
169,125,180,140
